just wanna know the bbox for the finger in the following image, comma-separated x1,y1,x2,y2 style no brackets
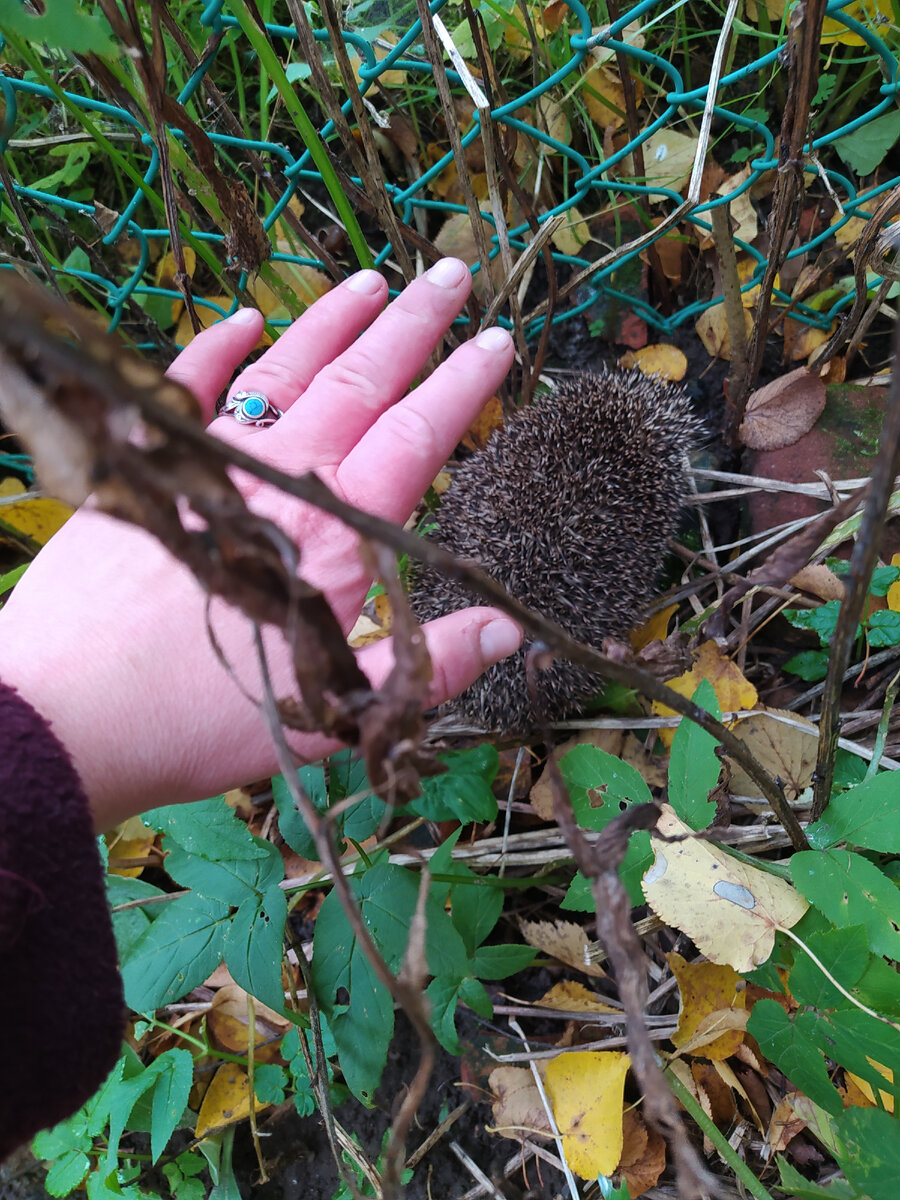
263,258,474,469
356,607,522,710
210,270,388,441
165,309,264,422
336,326,514,522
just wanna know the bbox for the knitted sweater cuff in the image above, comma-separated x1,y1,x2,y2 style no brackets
0,680,124,1161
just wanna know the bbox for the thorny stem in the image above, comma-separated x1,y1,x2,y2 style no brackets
810,325,900,818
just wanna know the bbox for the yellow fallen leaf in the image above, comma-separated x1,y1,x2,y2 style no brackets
106,816,156,878
637,129,698,196
845,1060,895,1112
534,980,620,1014
545,1051,630,1179
0,478,72,546
551,206,591,256
822,0,891,43
619,344,688,383
653,640,757,748
195,1064,256,1137
642,805,808,972
175,296,235,346
631,601,678,649
668,952,746,1060
887,552,900,613
695,302,754,360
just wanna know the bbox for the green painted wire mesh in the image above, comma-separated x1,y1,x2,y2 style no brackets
0,0,898,351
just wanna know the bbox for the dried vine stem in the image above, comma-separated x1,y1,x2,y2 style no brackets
810,319,900,818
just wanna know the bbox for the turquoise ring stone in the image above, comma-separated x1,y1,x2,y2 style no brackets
222,390,283,426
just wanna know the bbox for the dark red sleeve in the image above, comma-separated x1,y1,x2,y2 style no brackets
0,681,124,1161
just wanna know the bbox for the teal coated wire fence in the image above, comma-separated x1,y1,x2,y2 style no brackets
0,0,898,349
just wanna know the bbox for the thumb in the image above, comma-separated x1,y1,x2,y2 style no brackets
356,607,522,709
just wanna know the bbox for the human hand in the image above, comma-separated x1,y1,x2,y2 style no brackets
0,259,521,828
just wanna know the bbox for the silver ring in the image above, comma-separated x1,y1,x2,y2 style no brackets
222,390,283,426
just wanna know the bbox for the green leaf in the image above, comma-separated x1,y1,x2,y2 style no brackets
107,875,165,963
468,943,537,979
776,1157,857,1200
747,1000,842,1115
817,1009,900,1106
105,1049,193,1165
783,602,847,646
869,566,900,596
561,744,652,832
787,925,871,1009
834,109,900,177
0,0,115,54
426,975,466,1054
448,873,503,955
792,849,900,959
866,610,900,647
562,830,652,910
162,835,283,906
41,1150,91,1197
272,753,383,860
409,744,499,823
806,771,900,850
0,562,28,596
784,650,830,681
142,798,266,861
223,884,288,1012
253,1064,288,1106
667,679,721,828
835,1106,900,1199
121,893,229,1011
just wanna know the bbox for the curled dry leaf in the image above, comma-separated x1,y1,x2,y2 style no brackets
642,805,808,972
739,367,827,450
668,953,747,1061
534,980,620,1014
726,706,818,801
619,1109,667,1198
789,563,846,602
488,1066,553,1141
519,918,608,978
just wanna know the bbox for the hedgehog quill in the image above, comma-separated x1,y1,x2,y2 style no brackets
410,366,699,732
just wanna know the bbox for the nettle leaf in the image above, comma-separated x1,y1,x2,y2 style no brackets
806,770,900,851
162,835,283,906
747,1000,842,1115
408,744,499,823
469,943,537,979
105,1049,193,1165
273,752,384,860
792,849,900,959
121,893,229,1012
310,861,469,1101
223,884,288,1012
107,875,165,962
142,798,267,861
667,678,721,829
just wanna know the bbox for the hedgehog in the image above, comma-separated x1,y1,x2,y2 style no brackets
409,366,699,733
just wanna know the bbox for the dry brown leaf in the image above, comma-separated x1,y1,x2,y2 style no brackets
461,395,504,450
690,1060,739,1126
783,317,831,363
551,206,591,256
668,953,747,1061
488,1066,553,1140
789,563,846,602
619,1110,666,1197
739,367,826,450
698,168,758,248
726,707,817,801
519,918,607,977
207,984,290,1061
642,805,809,972
766,1091,808,1154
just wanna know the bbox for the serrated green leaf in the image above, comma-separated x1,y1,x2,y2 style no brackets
121,893,229,1011
776,1157,857,1200
818,1009,900,1105
0,0,115,54
561,744,652,832
42,1150,91,1197
272,753,383,860
747,1000,842,1115
108,875,166,963
866,610,900,647
252,1064,288,1106
868,566,900,596
835,109,900,177
163,835,283,906
409,744,499,823
806,772,900,851
223,884,288,1012
668,678,721,829
468,943,537,979
792,849,900,958
783,602,847,646
142,798,266,861
105,1049,193,1166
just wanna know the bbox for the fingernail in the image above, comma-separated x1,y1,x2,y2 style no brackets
480,619,523,663
475,326,512,352
346,269,384,295
425,257,469,289
228,308,261,325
